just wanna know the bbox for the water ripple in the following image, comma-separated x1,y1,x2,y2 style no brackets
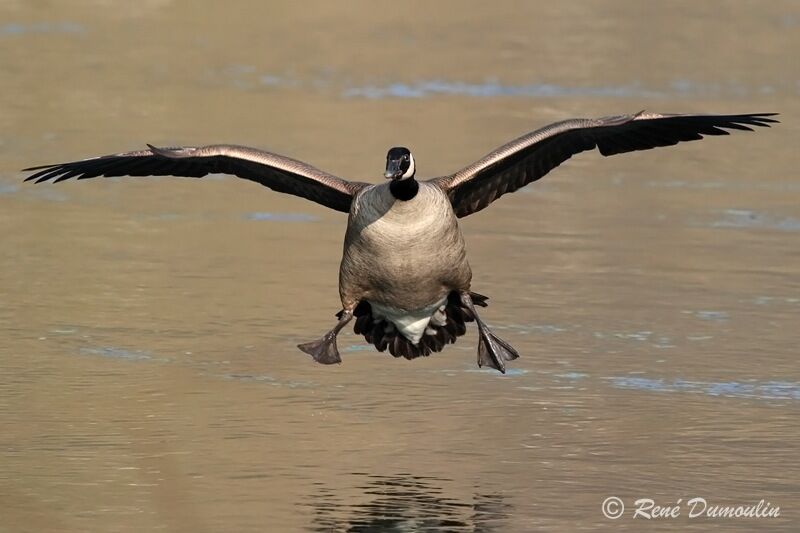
607,376,800,401
342,80,660,99
244,212,318,222
0,22,85,36
79,346,155,362
218,66,799,100
710,209,800,232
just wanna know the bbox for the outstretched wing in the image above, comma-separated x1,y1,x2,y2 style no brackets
24,144,370,213
432,112,778,218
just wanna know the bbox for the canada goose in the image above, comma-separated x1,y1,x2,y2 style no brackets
24,111,777,373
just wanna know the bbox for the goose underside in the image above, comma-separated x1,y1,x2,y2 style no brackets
337,291,488,359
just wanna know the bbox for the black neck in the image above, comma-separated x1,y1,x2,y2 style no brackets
389,178,419,201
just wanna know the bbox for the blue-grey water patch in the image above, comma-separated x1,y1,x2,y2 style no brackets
607,376,800,401
29,187,68,202
76,343,316,386
222,67,800,99
617,331,652,341
652,336,676,349
128,212,187,222
682,310,730,322
710,209,800,232
464,367,529,376
244,212,318,222
751,296,800,306
555,372,589,381
344,79,797,100
223,373,315,388
686,335,714,342
0,22,85,36
260,74,294,87
79,346,154,362
645,180,727,190
342,80,662,99
154,213,183,220
670,79,752,97
594,330,653,341
0,183,19,195
50,327,79,335
645,180,800,193
490,323,567,335
342,344,376,353
779,14,800,28
593,329,678,349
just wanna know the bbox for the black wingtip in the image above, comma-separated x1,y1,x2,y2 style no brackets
23,165,58,182
740,112,780,125
22,163,56,173
757,113,780,124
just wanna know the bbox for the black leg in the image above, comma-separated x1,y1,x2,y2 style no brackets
297,309,354,365
460,292,520,373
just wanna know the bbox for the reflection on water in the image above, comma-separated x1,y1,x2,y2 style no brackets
307,474,510,533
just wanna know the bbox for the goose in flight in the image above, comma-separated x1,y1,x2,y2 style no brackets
25,111,777,373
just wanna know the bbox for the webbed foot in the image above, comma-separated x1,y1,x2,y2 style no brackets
297,333,342,364
460,292,520,374
297,309,354,365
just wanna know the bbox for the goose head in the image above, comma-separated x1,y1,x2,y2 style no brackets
384,147,415,180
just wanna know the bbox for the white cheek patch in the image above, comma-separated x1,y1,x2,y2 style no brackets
401,153,415,179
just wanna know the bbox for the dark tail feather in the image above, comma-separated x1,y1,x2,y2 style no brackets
350,291,487,360
469,292,489,307
353,313,371,335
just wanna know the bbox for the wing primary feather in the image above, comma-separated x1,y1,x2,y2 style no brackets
33,168,67,184
437,111,778,217
52,168,88,183
24,143,366,213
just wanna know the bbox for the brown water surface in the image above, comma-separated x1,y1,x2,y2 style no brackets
1,1,799,531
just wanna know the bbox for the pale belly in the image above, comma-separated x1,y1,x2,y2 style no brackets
369,296,447,344
339,182,471,342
